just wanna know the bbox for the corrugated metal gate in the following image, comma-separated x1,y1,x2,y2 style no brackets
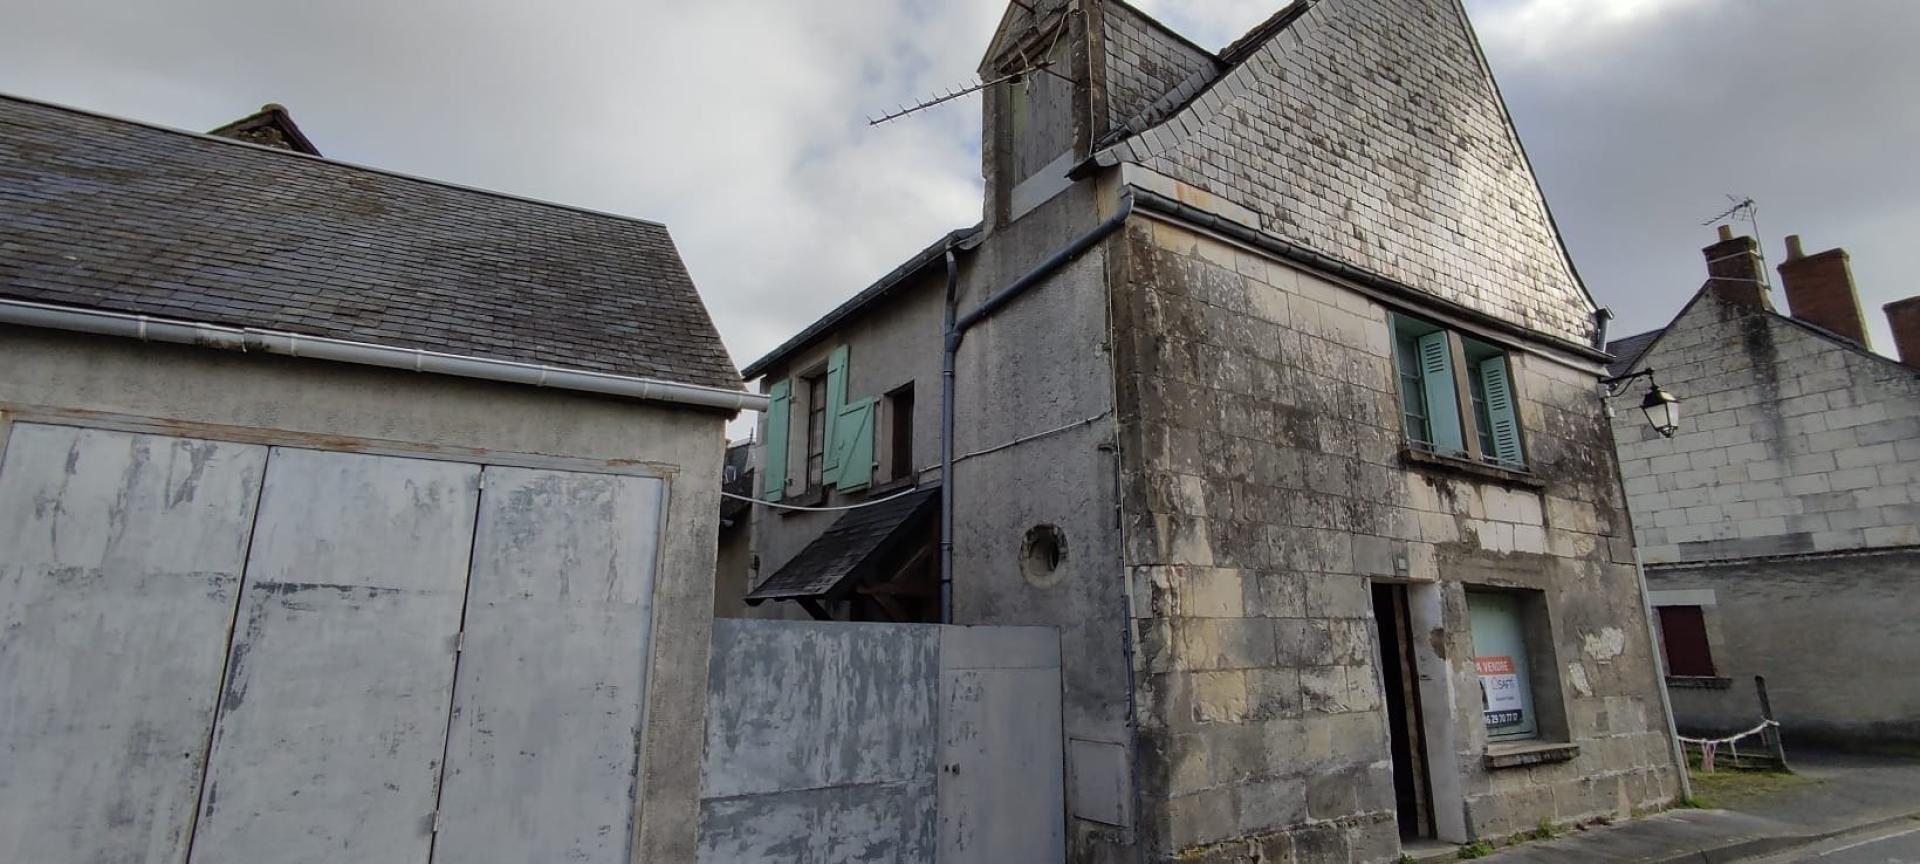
0,422,664,864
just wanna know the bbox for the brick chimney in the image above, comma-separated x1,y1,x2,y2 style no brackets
1777,234,1870,346
1702,225,1773,309
1887,296,1920,369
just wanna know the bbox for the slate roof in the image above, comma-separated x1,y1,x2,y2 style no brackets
740,227,979,380
747,487,939,601
1605,329,1663,377
0,95,742,392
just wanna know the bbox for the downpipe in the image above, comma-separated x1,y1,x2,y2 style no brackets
938,191,1137,623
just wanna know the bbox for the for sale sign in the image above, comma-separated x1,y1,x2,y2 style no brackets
1475,656,1525,728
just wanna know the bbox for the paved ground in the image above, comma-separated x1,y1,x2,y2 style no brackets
1431,750,1920,863
1749,821,1920,863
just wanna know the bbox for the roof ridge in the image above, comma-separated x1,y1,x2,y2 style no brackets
0,92,671,231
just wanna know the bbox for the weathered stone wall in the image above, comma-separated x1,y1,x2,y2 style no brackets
1101,1,1219,130
1614,293,1920,564
1104,0,1595,346
1112,215,1678,860
1648,549,1920,747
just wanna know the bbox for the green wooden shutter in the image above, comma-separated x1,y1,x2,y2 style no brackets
1417,331,1466,455
822,346,850,482
1479,357,1524,467
763,379,792,501
832,397,877,492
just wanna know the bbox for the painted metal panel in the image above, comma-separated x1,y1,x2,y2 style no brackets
937,628,1066,864
189,448,480,864
0,423,267,864
699,620,939,863
431,466,664,864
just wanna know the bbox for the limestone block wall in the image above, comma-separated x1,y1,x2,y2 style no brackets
1614,294,1920,564
1111,216,1678,861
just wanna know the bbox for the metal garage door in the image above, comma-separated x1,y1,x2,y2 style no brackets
0,423,664,864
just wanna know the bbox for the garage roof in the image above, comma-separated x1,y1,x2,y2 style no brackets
0,95,743,392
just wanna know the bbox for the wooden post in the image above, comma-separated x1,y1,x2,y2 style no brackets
1755,675,1791,772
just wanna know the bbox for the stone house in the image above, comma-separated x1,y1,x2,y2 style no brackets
1608,228,1920,747
0,95,758,863
728,0,1683,860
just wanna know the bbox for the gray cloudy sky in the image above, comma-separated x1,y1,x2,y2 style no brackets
3,0,1916,368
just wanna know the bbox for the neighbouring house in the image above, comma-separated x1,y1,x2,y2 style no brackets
714,439,757,614
0,95,759,863
726,0,1683,860
1608,228,1920,748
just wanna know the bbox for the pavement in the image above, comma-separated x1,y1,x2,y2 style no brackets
1416,751,1920,863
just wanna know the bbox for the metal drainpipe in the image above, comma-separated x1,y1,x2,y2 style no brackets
1594,306,1615,352
938,191,1137,623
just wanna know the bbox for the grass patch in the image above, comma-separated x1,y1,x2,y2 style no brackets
1455,839,1496,859
1685,763,1816,809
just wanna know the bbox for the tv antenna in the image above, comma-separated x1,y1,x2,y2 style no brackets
868,16,1071,127
1701,195,1771,287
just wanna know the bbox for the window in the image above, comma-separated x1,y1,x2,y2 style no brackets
1657,606,1716,677
1390,314,1526,469
887,384,915,483
1466,588,1569,747
805,373,828,489
1468,591,1539,741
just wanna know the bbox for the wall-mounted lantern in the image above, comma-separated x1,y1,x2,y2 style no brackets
1605,369,1681,438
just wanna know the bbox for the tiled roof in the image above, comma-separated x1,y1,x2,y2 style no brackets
0,95,742,392
747,487,939,601
1605,329,1664,377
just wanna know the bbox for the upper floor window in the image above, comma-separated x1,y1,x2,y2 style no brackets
1390,313,1527,470
805,372,829,489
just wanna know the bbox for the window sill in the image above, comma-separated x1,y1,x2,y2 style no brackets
866,475,917,497
1666,675,1732,690
1400,447,1544,489
777,485,827,516
1484,741,1579,770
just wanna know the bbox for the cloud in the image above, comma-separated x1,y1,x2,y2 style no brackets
2,0,1915,377
0,0,1002,372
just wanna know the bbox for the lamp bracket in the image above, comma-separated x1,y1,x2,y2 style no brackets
1601,368,1657,398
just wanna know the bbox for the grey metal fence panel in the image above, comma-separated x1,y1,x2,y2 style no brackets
431,466,664,864
699,621,1063,864
0,424,267,864
188,448,479,864
937,627,1066,864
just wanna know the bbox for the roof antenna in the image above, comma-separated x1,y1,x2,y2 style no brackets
867,63,1059,126
1701,195,1771,288
868,12,1072,126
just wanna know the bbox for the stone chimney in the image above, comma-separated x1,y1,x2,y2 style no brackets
1886,297,1920,369
1777,234,1870,346
1702,225,1773,309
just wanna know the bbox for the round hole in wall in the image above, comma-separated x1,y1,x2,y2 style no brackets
1020,524,1068,588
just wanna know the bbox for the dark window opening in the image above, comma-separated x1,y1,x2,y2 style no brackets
1657,605,1716,677
805,373,827,489
888,384,915,483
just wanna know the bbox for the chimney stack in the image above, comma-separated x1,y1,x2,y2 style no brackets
1777,234,1870,346
1886,297,1920,369
1701,226,1772,309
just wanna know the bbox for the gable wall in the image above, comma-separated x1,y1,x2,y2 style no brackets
1122,0,1594,346
1616,295,1920,564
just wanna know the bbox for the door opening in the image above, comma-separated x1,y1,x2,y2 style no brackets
1373,582,1434,840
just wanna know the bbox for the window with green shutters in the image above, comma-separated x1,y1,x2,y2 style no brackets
1389,314,1527,469
762,344,883,498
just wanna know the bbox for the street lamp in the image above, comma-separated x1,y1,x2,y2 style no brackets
1605,370,1681,438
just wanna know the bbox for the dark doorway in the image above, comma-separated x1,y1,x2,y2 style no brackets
1372,582,1433,839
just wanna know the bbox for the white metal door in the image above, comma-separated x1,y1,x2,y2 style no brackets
0,424,268,864
430,465,663,863
187,448,481,864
